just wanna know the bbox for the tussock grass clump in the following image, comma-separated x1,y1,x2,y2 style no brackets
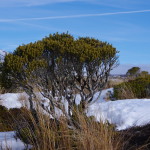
0,104,150,149
13,106,123,150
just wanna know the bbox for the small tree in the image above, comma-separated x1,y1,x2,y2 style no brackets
2,33,119,127
126,67,140,78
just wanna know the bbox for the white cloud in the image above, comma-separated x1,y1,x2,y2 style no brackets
0,9,150,22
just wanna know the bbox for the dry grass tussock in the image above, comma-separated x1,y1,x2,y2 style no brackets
11,96,150,150
13,105,123,150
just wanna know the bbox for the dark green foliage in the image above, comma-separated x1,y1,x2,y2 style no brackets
114,75,150,99
2,32,118,86
126,67,140,77
2,32,119,121
126,67,149,79
0,59,14,90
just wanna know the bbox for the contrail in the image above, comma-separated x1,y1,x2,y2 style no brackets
1,9,150,22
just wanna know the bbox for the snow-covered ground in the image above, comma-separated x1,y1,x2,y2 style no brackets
87,98,150,130
0,131,29,150
0,89,150,131
0,93,23,109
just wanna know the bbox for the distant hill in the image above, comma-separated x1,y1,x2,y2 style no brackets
0,49,8,62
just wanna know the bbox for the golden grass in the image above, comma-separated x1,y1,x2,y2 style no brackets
13,105,123,150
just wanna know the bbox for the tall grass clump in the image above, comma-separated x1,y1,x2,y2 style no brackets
12,103,123,150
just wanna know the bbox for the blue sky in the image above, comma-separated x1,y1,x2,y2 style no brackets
0,0,150,74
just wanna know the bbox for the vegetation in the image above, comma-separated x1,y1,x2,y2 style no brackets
2,32,119,128
126,67,140,78
114,75,150,99
122,124,150,150
126,66,149,79
13,106,121,150
0,104,149,150
0,105,12,131
140,71,149,77
0,105,32,132
1,33,150,149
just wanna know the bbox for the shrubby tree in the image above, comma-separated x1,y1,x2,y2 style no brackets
126,67,140,78
126,67,149,79
2,33,119,126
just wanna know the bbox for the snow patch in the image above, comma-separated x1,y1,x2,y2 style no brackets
87,98,150,130
0,131,30,150
0,93,27,109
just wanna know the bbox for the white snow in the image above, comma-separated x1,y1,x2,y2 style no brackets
75,88,114,105
0,131,29,150
0,88,150,131
0,93,26,109
87,98,150,130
